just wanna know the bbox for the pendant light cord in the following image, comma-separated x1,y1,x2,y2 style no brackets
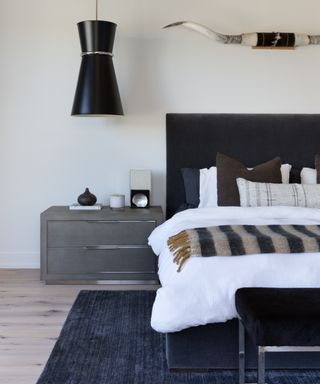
96,0,98,20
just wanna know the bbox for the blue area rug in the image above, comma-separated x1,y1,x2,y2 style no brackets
36,291,320,384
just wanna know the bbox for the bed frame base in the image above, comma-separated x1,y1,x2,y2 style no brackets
166,320,320,370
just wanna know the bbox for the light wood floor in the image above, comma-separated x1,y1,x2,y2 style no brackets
0,269,157,384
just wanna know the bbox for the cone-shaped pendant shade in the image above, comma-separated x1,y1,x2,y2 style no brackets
71,20,123,116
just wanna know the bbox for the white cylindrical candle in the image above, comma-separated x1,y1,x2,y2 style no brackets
110,194,125,209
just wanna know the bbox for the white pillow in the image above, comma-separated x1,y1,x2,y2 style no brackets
198,163,292,208
199,167,217,208
237,177,320,208
301,167,317,184
280,163,292,184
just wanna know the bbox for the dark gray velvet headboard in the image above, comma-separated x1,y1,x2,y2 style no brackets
166,113,320,219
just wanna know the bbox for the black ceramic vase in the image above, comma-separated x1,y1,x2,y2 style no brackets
77,188,97,206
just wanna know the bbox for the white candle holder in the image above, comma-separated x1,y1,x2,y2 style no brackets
110,194,125,209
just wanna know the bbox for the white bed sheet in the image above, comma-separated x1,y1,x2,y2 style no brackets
148,207,320,333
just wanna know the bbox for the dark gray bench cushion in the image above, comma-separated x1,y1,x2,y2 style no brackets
235,288,320,346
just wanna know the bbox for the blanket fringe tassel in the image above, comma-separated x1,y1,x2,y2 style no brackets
167,230,191,272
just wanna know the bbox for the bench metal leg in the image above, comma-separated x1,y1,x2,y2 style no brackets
239,320,245,384
239,320,267,384
258,346,265,384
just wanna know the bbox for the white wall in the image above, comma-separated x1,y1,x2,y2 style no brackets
1,0,320,268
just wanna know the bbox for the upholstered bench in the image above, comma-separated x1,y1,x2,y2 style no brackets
235,288,320,384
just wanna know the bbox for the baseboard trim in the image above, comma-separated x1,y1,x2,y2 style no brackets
0,252,40,269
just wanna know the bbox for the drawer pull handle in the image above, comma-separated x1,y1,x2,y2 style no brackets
86,221,120,223
85,220,155,223
83,246,120,250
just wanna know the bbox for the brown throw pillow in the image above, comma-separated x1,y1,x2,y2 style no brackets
315,154,320,183
216,153,282,206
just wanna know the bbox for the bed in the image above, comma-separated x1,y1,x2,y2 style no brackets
150,113,320,370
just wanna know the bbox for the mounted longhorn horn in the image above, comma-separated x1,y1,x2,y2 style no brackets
164,21,320,48
164,21,242,44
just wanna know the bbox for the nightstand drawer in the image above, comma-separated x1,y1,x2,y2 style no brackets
47,220,155,247
47,248,156,274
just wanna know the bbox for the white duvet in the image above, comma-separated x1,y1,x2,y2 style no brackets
148,207,320,333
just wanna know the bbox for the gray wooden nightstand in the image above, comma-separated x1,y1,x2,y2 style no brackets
40,206,163,284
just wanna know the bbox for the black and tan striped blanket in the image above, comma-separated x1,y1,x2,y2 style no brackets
167,225,320,272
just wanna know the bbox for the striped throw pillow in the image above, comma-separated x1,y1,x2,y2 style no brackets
237,178,320,208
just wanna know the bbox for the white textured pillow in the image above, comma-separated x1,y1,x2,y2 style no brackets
301,167,317,184
198,164,292,208
237,178,320,208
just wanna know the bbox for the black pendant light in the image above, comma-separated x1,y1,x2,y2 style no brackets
71,0,123,116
